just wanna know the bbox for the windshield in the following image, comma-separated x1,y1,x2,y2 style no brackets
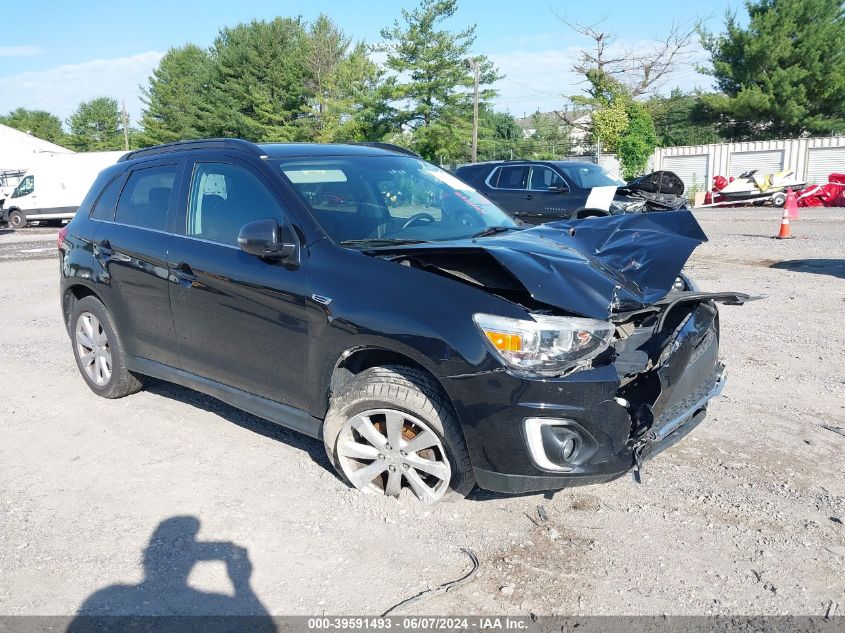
275,156,516,246
555,163,625,188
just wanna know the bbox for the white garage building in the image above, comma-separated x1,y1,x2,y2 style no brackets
652,136,845,193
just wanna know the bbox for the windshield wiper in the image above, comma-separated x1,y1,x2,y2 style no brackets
340,238,429,247
470,226,517,239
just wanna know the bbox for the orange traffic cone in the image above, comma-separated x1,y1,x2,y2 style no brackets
775,205,794,239
785,187,799,219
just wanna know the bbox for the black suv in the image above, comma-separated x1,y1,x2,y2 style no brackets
59,139,748,502
455,160,689,224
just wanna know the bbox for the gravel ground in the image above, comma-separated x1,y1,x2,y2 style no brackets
0,208,843,617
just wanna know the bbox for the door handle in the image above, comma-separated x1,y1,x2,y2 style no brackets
172,262,198,287
523,194,533,200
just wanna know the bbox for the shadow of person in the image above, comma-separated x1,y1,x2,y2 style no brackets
66,516,276,633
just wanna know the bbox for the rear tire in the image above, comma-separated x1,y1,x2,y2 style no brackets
70,296,143,399
8,210,27,229
323,365,475,502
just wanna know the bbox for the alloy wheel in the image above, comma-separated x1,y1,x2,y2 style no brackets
336,409,451,502
75,312,112,386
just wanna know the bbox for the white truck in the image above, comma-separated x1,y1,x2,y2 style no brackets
1,151,126,228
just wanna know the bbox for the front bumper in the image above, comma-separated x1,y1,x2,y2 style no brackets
443,302,724,494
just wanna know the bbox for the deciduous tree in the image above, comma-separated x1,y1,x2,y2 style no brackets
66,97,125,151
0,108,66,145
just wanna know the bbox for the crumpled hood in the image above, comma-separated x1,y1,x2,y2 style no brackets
377,210,708,320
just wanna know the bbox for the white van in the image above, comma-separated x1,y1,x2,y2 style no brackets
1,151,126,228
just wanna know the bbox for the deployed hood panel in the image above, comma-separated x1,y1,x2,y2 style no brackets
376,210,708,320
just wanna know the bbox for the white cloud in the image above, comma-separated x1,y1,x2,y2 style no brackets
0,51,164,123
0,46,42,57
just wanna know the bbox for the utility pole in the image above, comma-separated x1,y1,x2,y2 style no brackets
465,57,479,163
121,99,130,151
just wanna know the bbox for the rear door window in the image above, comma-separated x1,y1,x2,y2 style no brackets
490,165,528,190
115,164,177,231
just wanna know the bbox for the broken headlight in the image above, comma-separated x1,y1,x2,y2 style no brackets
473,313,615,377
672,272,700,292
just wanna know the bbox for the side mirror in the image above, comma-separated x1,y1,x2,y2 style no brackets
548,185,568,194
238,218,299,263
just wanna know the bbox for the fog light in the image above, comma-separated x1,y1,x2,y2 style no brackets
524,418,581,472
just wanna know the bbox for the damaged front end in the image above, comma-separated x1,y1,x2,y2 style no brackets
614,170,691,213
366,210,753,492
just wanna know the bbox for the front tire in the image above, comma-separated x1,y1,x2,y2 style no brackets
70,296,143,399
323,365,475,503
8,210,27,229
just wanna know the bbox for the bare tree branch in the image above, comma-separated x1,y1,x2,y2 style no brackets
559,14,701,98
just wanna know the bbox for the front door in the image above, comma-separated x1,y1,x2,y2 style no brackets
167,158,311,411
526,165,575,222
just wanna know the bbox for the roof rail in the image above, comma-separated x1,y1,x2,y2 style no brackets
118,138,264,163
350,142,421,159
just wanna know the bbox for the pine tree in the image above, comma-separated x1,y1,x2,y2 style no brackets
138,45,212,146
700,0,845,138
379,0,499,162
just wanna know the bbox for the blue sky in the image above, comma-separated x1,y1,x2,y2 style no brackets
0,0,741,125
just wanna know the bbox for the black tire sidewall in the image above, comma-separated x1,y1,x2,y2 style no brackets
69,297,129,397
323,367,475,501
9,211,26,229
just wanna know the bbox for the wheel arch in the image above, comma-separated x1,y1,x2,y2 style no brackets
326,345,456,418
62,283,106,329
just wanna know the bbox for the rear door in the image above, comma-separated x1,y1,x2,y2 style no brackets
484,165,535,220
93,160,183,367
167,157,311,411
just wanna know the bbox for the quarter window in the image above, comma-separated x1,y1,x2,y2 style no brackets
115,165,177,231
90,175,125,221
187,163,283,246
490,166,528,190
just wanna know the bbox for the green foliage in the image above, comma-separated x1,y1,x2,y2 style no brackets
205,17,309,142
297,15,388,143
0,108,67,145
138,16,388,146
572,71,629,152
138,45,212,146
700,0,845,139
646,89,722,147
617,101,658,179
475,108,523,161
66,97,126,151
379,0,499,162
525,112,572,159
